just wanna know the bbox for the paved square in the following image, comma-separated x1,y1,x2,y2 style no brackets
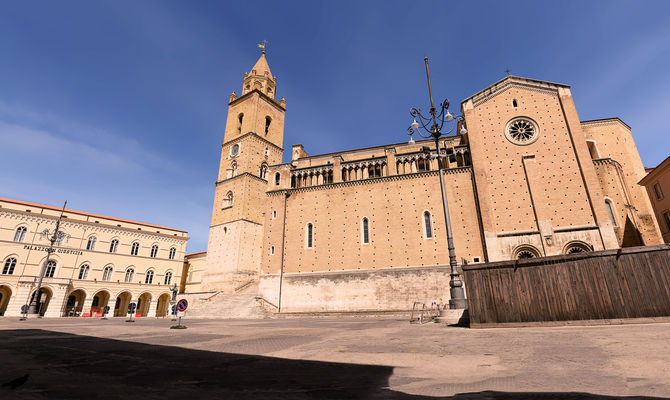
0,317,668,399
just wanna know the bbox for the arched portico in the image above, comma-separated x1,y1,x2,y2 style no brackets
0,285,12,316
29,286,54,317
64,289,87,317
136,292,152,317
113,291,132,317
156,293,170,317
91,290,111,317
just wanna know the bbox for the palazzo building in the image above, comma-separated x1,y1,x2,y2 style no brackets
640,156,670,243
182,52,663,313
0,197,188,317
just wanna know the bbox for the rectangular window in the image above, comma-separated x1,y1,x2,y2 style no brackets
362,218,369,244
307,224,313,248
654,183,663,200
664,211,670,232
605,201,617,227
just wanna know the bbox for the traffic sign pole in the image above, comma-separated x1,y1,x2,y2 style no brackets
126,302,136,323
170,299,188,329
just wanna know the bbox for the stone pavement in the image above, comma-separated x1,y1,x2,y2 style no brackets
0,317,668,399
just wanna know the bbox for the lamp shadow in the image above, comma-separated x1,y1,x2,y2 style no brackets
0,329,662,399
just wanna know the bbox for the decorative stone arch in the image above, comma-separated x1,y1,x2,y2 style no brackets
113,290,132,317
513,244,542,260
63,288,88,317
155,292,171,317
0,283,15,316
29,285,55,316
136,291,153,317
91,289,111,316
563,241,593,254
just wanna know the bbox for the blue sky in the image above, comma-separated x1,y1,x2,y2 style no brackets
1,1,669,252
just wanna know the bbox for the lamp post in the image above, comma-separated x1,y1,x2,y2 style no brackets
28,201,69,315
406,56,467,309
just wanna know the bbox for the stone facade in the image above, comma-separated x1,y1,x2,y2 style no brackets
184,54,663,312
640,156,670,243
0,197,188,317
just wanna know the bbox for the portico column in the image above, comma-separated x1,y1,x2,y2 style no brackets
147,298,158,317
82,297,94,317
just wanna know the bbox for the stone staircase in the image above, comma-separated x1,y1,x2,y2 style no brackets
179,282,272,319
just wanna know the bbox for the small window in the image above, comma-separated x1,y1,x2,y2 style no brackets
271,246,275,255
102,266,113,281
265,116,271,135
362,218,370,244
78,264,90,280
275,172,281,186
260,163,268,179
222,191,234,208
145,270,154,284
124,268,135,283
86,236,97,251
323,171,333,184
306,223,313,248
663,211,670,232
2,257,17,275
231,143,240,157
14,226,27,242
237,113,243,133
272,210,277,219
424,212,433,239
164,271,172,285
473,257,481,263
512,99,518,107
109,239,119,253
131,242,140,256
605,200,617,227
653,183,663,200
150,245,158,258
44,260,57,278
169,247,176,260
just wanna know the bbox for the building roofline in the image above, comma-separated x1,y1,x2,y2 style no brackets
639,155,670,185
580,117,631,130
228,88,285,111
461,75,570,106
185,251,207,258
0,197,188,233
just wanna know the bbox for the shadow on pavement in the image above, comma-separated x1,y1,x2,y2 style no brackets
0,329,663,399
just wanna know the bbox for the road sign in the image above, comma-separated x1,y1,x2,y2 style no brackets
177,299,188,312
20,305,29,314
103,306,110,314
177,311,185,317
128,302,136,314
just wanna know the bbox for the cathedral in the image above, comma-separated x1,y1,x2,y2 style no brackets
181,51,663,314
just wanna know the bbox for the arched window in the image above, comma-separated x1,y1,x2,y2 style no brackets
514,245,541,260
424,212,433,239
265,116,271,135
44,260,57,278
78,264,90,280
605,199,617,227
169,247,176,260
2,257,17,275
222,191,234,209
306,223,313,248
86,236,97,251
150,245,158,258
145,270,154,284
102,266,113,281
237,113,243,133
124,268,134,283
14,226,27,242
164,271,172,285
362,218,370,244
131,242,140,256
109,239,119,253
417,158,430,172
275,172,281,186
230,160,238,177
260,163,268,179
564,241,593,254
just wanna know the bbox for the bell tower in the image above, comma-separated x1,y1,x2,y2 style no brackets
202,49,286,292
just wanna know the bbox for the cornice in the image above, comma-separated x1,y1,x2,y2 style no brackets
580,117,631,130
462,76,569,108
228,88,286,111
0,209,188,243
222,131,283,152
266,167,473,195
215,172,268,186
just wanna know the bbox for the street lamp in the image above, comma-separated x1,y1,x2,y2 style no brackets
406,56,467,309
28,201,69,315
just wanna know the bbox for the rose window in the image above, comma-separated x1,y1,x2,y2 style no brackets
505,118,539,145
517,250,536,259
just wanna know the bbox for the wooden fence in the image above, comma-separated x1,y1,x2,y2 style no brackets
462,244,670,328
